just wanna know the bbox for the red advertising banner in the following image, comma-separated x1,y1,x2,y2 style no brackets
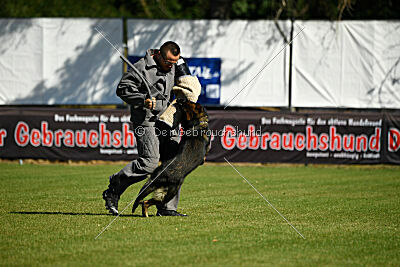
206,111,389,164
0,107,399,164
385,113,400,164
0,107,138,161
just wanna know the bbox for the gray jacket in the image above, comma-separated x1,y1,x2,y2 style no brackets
116,49,175,126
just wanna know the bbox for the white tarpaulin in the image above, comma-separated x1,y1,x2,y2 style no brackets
127,19,291,107
0,18,122,104
1,19,398,108
293,20,400,108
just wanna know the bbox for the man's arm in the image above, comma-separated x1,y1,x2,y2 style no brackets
116,70,151,108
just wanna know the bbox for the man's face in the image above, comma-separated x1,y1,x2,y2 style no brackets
158,50,180,72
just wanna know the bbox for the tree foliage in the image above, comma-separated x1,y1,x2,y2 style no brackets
0,0,398,20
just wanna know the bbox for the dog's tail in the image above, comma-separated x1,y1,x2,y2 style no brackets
131,200,141,214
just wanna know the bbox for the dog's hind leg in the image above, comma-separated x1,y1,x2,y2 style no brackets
159,184,181,208
132,183,157,214
141,199,160,217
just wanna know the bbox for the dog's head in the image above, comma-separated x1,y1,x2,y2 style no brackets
179,100,209,130
179,100,212,157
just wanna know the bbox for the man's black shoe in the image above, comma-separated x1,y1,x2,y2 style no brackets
102,189,119,215
156,209,188,217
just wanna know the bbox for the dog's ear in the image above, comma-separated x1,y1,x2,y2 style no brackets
182,101,196,121
185,109,193,121
192,103,202,117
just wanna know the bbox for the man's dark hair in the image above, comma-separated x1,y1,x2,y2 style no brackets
160,41,180,57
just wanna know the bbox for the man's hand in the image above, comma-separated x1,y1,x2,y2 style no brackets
144,97,156,110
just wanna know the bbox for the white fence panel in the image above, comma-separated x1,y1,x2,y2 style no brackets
293,20,400,108
0,18,122,104
127,19,291,107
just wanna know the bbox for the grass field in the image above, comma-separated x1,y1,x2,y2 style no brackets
0,161,399,266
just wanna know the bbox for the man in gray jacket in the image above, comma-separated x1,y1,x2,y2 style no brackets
103,41,189,216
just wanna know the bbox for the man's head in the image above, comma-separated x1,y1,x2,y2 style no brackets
156,41,180,72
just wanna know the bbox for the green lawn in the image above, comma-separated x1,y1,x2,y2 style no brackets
0,162,399,266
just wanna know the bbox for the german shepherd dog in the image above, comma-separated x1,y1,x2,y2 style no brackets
131,100,211,217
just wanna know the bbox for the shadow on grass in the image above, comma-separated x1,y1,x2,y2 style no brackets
9,211,153,217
